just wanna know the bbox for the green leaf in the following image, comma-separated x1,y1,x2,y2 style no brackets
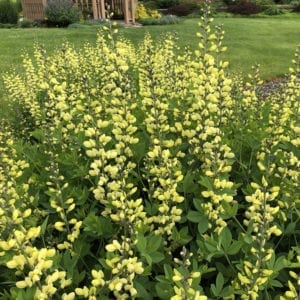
155,282,173,299
61,251,79,278
40,216,49,235
198,216,209,234
211,284,218,297
193,198,203,212
243,233,253,244
273,256,288,272
156,275,170,284
204,239,217,253
285,222,297,234
130,130,149,162
227,241,242,255
178,227,193,245
134,280,153,300
83,213,113,237
149,251,165,263
220,286,235,297
164,264,173,281
182,171,198,194
220,227,232,251
136,234,147,253
72,270,86,286
269,279,283,288
216,272,224,293
143,253,152,265
221,201,238,219
199,176,213,190
31,129,45,142
148,235,162,252
187,210,203,223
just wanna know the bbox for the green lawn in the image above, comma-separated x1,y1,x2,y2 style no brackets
1,15,300,114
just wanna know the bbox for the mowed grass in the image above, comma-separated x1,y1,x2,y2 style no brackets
0,15,300,115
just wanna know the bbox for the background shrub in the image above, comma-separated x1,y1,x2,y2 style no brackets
166,3,199,16
44,0,81,27
155,0,179,8
255,0,275,9
292,0,300,11
18,17,35,28
228,0,262,14
143,0,159,9
0,22,17,27
135,3,161,20
0,0,18,24
138,14,181,24
263,4,284,14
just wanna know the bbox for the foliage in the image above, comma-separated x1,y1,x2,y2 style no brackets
1,3,300,299
228,0,262,14
292,0,300,11
166,3,199,16
263,5,284,14
155,0,180,8
138,14,182,24
0,0,18,24
255,0,275,9
18,17,35,28
0,22,17,27
68,19,112,28
142,0,159,9
44,0,81,27
135,3,161,20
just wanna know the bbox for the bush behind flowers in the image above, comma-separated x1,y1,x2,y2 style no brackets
1,6,300,299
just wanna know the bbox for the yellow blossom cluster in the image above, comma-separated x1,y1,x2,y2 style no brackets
177,17,237,234
0,127,71,299
138,34,185,236
1,8,300,299
171,248,206,300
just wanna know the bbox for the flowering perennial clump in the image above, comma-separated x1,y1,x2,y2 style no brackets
1,4,300,299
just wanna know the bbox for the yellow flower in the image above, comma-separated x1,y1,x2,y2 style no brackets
26,226,41,240
62,292,75,300
54,221,65,232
